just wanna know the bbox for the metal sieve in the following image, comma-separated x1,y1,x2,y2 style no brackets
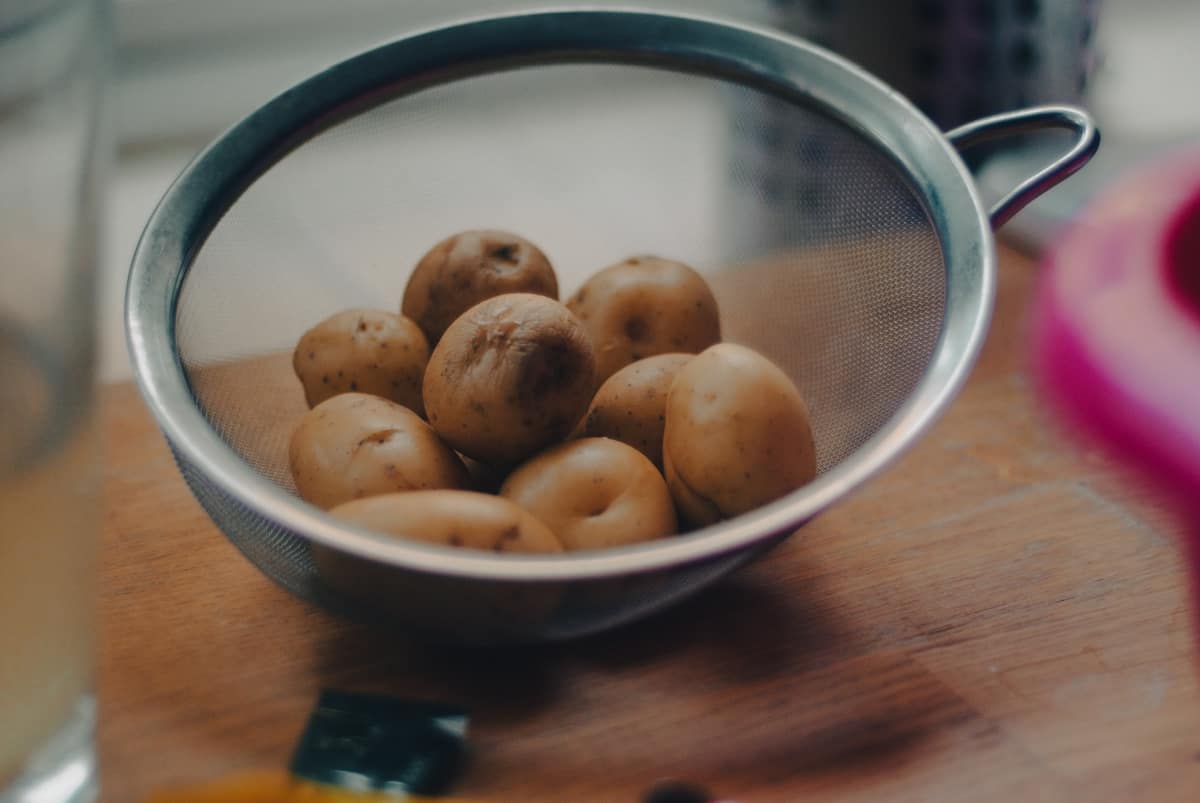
126,9,1097,644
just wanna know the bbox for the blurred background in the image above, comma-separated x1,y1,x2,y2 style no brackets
101,0,1200,380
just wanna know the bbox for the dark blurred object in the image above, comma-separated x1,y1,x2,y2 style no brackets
725,0,1098,254
980,0,1200,252
762,0,1097,129
289,691,468,796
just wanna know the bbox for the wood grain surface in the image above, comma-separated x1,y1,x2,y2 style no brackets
98,248,1200,802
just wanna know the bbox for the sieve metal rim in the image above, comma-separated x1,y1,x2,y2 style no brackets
127,8,995,581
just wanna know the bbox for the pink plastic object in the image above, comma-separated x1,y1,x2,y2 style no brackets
1033,147,1200,626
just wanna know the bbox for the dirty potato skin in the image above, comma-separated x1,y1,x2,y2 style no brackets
293,309,429,413
289,393,469,509
423,293,596,465
581,353,693,469
566,256,721,384
327,490,563,553
501,438,676,551
664,343,816,527
402,230,559,344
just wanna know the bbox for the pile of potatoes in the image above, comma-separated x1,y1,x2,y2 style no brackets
288,229,817,556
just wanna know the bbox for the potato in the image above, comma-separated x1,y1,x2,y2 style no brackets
501,438,676,551
288,393,468,509
402,229,559,344
328,490,563,553
663,343,816,527
580,353,692,468
424,293,596,465
566,256,721,384
292,309,429,413
316,490,564,641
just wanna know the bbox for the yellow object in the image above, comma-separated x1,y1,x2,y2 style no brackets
143,770,479,803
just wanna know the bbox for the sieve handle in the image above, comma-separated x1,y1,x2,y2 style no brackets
947,105,1100,229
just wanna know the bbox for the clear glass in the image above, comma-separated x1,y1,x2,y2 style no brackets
0,1,108,800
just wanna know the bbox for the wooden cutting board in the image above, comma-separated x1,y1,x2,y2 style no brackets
98,247,1200,802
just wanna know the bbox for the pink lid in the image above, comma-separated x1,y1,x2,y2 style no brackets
1033,147,1200,514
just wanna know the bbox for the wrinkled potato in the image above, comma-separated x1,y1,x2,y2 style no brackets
566,256,721,384
402,230,559,344
328,490,563,553
580,353,693,468
424,293,596,465
501,438,676,551
663,343,816,527
292,308,429,413
289,393,468,509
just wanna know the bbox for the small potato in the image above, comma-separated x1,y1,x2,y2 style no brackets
501,438,676,551
424,293,596,465
316,491,563,641
402,230,559,344
328,490,563,553
289,393,468,509
664,343,816,527
566,256,721,384
292,309,429,413
581,353,693,468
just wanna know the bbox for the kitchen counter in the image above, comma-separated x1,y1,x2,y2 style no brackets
98,246,1200,801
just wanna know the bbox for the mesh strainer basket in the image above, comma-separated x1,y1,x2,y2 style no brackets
126,9,1098,644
